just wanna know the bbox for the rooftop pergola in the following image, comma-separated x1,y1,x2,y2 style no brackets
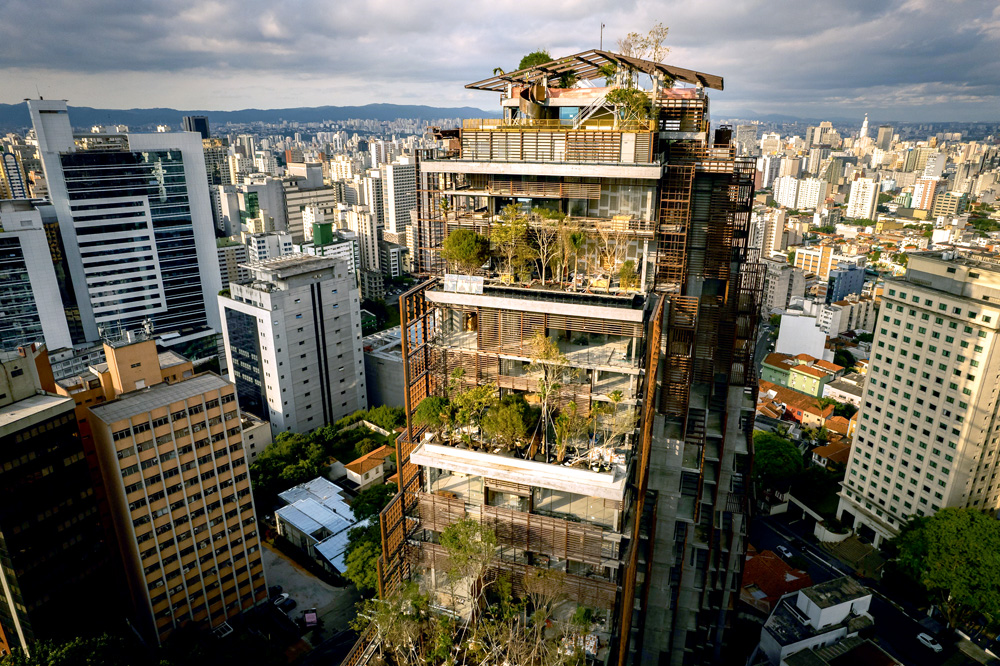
466,49,724,92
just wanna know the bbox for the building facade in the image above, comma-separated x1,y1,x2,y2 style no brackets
28,100,221,345
367,51,763,666
86,338,266,643
218,255,366,435
837,251,1000,546
0,348,114,656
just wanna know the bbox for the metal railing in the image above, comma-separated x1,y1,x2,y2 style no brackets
462,117,656,132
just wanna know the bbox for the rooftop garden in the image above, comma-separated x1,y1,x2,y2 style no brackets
414,333,638,473
439,203,646,295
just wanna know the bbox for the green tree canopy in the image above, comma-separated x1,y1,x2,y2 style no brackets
833,348,856,369
482,394,536,452
414,396,452,438
889,508,1000,628
517,50,552,71
441,229,490,275
753,431,803,487
352,482,398,521
345,538,381,594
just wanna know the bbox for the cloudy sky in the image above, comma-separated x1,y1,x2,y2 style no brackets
1,0,998,122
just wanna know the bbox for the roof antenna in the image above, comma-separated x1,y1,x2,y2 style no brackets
36,84,42,100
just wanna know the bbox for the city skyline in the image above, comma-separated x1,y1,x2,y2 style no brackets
1,0,998,122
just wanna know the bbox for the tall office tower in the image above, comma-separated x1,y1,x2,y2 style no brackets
283,164,340,243
202,138,231,187
760,209,788,258
369,140,389,169
345,205,380,272
216,238,249,287
217,255,365,435
876,125,894,151
86,335,266,643
837,251,1000,546
806,146,831,176
28,100,222,350
1,152,28,199
795,177,829,210
0,200,73,351
734,124,759,156
182,116,210,140
846,176,880,220
778,156,801,178
913,177,939,211
371,51,762,666
0,346,113,655
362,169,385,228
758,154,781,188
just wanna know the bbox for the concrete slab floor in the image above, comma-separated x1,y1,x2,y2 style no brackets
262,543,362,646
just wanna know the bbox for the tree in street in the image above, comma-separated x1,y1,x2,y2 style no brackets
752,430,803,487
888,507,1000,628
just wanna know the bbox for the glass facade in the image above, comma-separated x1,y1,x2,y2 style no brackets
224,307,266,419
0,236,43,351
60,150,205,333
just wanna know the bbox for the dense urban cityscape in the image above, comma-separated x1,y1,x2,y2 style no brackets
2,7,1000,666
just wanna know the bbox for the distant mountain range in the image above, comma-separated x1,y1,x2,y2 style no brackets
0,102,497,131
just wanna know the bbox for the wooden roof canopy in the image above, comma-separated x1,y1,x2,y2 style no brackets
466,49,724,92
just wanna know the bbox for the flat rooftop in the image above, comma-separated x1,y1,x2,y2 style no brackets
89,373,230,424
0,393,75,436
802,576,868,609
249,253,340,277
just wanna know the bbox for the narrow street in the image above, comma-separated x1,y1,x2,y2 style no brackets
751,515,962,666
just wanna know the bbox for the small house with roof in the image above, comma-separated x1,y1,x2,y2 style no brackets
345,444,396,491
759,577,873,666
274,477,365,573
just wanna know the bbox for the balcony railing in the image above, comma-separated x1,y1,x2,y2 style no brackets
463,117,656,132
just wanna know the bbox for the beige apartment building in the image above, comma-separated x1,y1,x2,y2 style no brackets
794,245,865,281
85,335,267,642
837,251,1000,546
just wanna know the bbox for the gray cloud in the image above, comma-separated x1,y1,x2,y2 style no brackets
0,0,997,121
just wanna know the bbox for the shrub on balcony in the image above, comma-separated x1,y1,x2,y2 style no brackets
441,229,490,275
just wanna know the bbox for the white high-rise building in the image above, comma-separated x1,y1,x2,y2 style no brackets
382,156,417,236
245,231,293,263
345,205,380,273
795,177,829,210
218,255,366,436
846,177,879,220
837,252,1000,547
773,175,799,209
28,100,221,343
0,199,73,350
758,154,781,188
362,170,385,228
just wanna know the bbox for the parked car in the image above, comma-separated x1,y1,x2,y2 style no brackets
279,598,298,613
776,545,793,559
917,633,943,653
272,593,290,606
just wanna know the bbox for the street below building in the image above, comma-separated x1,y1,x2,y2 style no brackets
750,515,970,666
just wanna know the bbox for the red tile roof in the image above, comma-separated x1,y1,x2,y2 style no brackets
813,360,845,373
763,352,796,369
741,549,813,610
825,416,851,436
795,353,818,362
793,365,829,379
812,440,851,465
346,445,394,475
